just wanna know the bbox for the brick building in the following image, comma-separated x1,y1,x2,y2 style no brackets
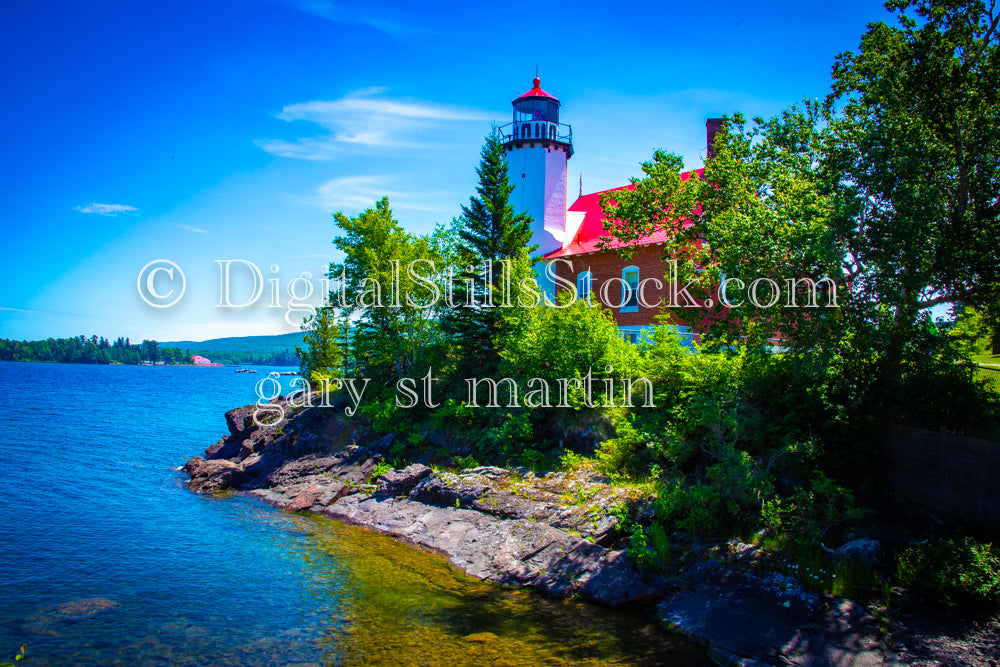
498,77,720,344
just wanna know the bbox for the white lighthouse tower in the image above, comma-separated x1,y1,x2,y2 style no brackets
499,77,573,262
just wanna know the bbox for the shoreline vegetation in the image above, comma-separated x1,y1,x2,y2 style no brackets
0,335,299,367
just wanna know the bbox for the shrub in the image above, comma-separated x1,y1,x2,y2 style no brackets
369,461,393,482
897,536,1000,609
624,523,672,572
767,471,865,545
653,448,773,534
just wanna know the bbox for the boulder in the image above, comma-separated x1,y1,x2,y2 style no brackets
206,436,243,461
376,464,432,496
285,484,324,511
833,538,881,566
224,404,261,439
184,457,245,492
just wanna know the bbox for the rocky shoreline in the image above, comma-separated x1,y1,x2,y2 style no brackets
183,400,995,666
184,401,666,607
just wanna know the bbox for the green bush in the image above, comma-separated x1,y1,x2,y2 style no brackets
624,522,672,572
653,448,773,534
369,461,393,482
763,471,864,545
897,536,1000,609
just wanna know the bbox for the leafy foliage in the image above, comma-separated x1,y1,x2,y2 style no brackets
0,644,26,666
331,197,446,389
897,536,1000,609
296,305,343,384
829,0,1000,331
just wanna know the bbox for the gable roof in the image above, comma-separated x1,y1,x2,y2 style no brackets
543,168,703,259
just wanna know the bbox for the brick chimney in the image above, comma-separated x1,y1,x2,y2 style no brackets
706,118,724,161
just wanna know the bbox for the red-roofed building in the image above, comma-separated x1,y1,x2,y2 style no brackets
498,77,721,344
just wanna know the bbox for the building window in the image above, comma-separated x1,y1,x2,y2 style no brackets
621,267,639,313
577,271,592,302
521,123,530,139
535,122,541,138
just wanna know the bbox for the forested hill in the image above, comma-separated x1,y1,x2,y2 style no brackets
163,332,305,354
162,331,305,366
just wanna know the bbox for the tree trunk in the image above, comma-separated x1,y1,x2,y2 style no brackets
993,325,1000,355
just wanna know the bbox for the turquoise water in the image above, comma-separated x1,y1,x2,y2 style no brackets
0,361,707,665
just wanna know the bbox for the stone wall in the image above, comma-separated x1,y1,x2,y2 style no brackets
881,423,1000,528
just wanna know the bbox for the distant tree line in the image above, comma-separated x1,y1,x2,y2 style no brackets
0,336,192,365
183,349,299,366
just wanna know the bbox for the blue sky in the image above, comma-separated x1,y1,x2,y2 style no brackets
0,0,894,342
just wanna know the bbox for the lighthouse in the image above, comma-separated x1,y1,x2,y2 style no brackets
498,77,573,263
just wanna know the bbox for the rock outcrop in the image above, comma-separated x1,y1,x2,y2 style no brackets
184,401,910,665
183,402,665,607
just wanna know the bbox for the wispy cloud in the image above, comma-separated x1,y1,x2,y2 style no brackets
176,223,207,234
278,0,416,35
75,203,138,217
256,88,490,160
0,305,47,314
309,175,456,213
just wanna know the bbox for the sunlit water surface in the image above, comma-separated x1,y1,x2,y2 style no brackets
0,361,707,665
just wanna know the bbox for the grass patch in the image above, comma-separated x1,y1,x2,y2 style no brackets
972,353,1000,366
974,363,1000,394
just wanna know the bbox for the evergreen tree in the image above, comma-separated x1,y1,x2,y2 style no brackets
444,130,535,376
296,305,343,385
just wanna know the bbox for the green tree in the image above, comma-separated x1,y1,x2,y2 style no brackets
443,130,535,377
949,304,993,357
296,305,344,384
597,110,847,352
330,197,443,387
140,339,159,364
827,0,1000,365
594,0,1000,434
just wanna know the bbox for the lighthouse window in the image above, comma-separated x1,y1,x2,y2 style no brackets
521,123,530,139
535,123,540,138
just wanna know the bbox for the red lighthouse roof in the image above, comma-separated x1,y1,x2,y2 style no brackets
514,76,559,103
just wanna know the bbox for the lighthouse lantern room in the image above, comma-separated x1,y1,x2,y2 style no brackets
498,77,574,262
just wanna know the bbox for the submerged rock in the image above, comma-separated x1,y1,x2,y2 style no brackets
52,598,120,617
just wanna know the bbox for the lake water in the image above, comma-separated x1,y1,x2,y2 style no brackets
0,361,707,665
